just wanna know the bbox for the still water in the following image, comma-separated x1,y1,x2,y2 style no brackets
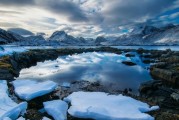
17,52,152,93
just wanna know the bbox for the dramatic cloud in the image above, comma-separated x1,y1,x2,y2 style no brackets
0,0,35,6
41,0,88,22
0,0,179,38
102,0,174,24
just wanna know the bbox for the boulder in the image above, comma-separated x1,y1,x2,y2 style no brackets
139,80,162,93
150,68,179,87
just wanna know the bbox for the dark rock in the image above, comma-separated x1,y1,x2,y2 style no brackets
125,53,135,57
0,69,14,80
25,109,43,120
28,92,58,109
151,111,179,120
137,48,144,54
143,59,153,64
150,68,179,87
139,80,162,93
122,61,136,66
161,56,179,63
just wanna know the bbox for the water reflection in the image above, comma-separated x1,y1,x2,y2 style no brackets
17,52,152,93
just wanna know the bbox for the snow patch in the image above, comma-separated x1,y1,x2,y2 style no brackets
12,80,57,101
43,100,68,120
64,92,159,120
0,80,27,120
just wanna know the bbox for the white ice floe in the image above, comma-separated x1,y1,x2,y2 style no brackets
12,80,57,101
0,80,27,120
43,100,68,120
64,92,159,120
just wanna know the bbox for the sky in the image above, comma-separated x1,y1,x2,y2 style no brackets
0,0,179,38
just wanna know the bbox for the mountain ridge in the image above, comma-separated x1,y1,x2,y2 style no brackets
1,24,179,46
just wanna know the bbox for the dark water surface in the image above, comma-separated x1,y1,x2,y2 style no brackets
17,52,152,93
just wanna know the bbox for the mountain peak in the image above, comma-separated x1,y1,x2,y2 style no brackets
51,31,66,36
141,26,160,35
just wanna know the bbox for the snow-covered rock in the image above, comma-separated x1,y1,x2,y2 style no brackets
43,100,68,120
64,92,159,120
0,80,27,120
12,80,57,101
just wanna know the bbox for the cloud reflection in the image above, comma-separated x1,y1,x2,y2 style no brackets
17,52,152,93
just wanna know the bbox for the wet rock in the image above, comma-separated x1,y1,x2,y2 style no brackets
28,92,59,109
82,82,106,92
125,53,135,57
122,61,136,66
151,62,167,69
0,69,14,80
25,109,43,120
152,111,179,120
150,68,179,87
142,59,154,64
139,80,162,93
137,48,144,54
161,56,179,63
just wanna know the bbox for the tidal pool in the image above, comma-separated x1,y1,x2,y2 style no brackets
17,52,152,93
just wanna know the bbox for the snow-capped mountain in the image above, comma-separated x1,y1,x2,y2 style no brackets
0,28,21,44
10,34,48,46
48,31,88,45
96,24,179,46
4,28,46,46
143,25,179,45
1,24,179,46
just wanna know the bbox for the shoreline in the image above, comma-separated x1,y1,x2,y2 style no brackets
0,47,179,119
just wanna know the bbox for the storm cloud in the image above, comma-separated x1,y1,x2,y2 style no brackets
0,0,179,37
102,0,176,25
0,0,35,6
41,0,88,22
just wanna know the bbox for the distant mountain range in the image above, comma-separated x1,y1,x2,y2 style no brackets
0,24,179,46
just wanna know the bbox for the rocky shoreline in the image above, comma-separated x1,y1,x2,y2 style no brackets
0,47,179,120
